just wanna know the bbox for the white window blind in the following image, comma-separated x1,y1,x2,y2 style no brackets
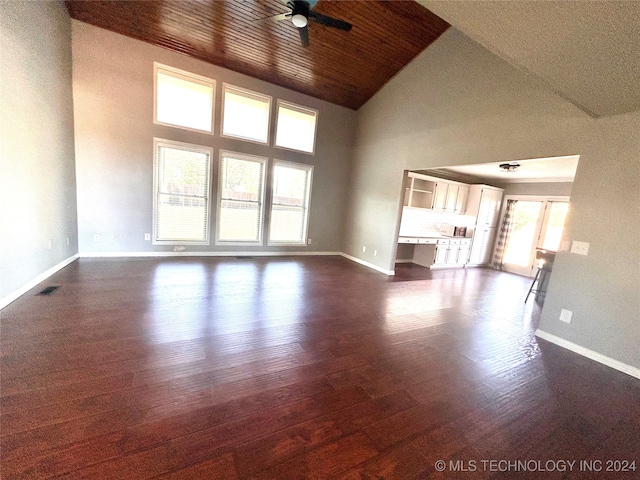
153,139,212,244
155,63,215,133
269,161,313,245
221,84,271,144
217,152,266,243
275,101,318,154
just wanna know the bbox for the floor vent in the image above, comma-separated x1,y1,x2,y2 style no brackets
37,286,60,295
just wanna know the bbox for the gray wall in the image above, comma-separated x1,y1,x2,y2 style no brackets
72,22,355,254
0,1,78,301
346,29,639,368
501,182,573,197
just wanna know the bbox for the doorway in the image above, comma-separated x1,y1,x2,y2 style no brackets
499,196,569,277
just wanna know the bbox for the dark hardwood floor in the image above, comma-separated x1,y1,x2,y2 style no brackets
1,257,638,479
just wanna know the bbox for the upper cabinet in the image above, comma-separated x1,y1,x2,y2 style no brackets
404,174,435,209
404,173,469,214
432,181,449,211
454,185,469,214
466,185,504,227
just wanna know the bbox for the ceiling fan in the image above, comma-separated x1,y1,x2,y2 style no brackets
256,0,353,48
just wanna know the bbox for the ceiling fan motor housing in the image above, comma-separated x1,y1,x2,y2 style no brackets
290,1,309,28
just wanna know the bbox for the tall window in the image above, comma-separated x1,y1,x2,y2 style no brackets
216,151,266,244
269,161,313,245
221,84,271,144
275,100,318,154
153,139,212,244
154,63,215,133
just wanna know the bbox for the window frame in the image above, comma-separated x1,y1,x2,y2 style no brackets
220,83,273,145
268,160,314,246
274,100,319,155
215,150,268,246
153,62,216,134
152,138,213,246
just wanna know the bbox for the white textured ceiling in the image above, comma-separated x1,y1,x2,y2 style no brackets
441,155,580,184
419,1,640,117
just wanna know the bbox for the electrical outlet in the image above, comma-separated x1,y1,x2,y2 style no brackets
374,249,377,256
570,241,590,256
362,246,366,253
113,233,120,241
144,233,151,241
66,236,70,246
559,308,573,323
307,238,312,245
93,234,101,242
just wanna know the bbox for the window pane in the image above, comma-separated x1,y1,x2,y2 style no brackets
273,165,307,205
275,102,317,153
542,202,569,251
219,200,261,241
270,206,306,243
269,162,312,244
156,67,214,132
155,142,210,243
222,86,270,143
217,154,265,243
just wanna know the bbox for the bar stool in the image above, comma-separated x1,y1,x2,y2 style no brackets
525,250,556,303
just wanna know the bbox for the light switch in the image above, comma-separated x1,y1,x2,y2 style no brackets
570,240,590,256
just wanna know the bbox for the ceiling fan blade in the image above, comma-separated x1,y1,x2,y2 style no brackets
254,13,290,25
308,11,352,31
298,25,309,47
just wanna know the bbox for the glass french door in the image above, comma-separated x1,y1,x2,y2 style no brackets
539,201,570,251
501,199,569,277
501,201,545,276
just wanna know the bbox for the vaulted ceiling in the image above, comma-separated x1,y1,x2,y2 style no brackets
420,0,640,117
65,0,450,110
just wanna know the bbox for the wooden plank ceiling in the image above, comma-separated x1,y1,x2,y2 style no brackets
65,0,449,110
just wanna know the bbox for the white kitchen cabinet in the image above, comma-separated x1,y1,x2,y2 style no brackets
466,185,504,228
457,241,471,264
409,237,470,268
445,244,460,264
432,182,449,211
468,227,496,266
434,243,449,264
455,185,469,214
445,184,459,212
431,239,468,267
403,172,471,214
404,173,435,209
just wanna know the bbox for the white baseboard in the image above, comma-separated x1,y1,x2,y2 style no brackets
535,329,640,380
394,259,413,264
0,254,79,310
79,251,342,258
340,253,395,276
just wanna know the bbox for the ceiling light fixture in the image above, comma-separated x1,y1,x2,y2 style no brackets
291,13,308,28
499,163,520,172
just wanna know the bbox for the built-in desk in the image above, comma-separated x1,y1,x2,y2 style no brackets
398,236,471,268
